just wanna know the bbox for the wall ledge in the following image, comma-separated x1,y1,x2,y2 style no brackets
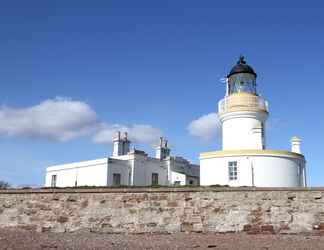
0,186,323,194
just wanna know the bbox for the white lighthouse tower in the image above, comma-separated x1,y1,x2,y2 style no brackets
200,56,306,187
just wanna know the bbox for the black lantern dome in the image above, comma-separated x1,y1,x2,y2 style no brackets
227,55,257,78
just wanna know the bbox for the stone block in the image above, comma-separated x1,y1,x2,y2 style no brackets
41,226,52,233
57,216,69,223
81,200,88,208
244,224,261,234
181,222,193,232
261,225,275,234
287,193,297,201
18,224,38,231
167,201,178,207
66,195,78,202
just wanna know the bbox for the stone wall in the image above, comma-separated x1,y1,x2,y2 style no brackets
1,187,324,234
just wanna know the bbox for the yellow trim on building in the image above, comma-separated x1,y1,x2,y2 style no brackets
228,92,257,97
200,149,304,160
218,92,268,115
218,107,268,115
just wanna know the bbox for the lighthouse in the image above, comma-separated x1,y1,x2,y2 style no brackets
220,55,268,151
200,56,306,187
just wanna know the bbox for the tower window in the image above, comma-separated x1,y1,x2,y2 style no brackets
51,175,57,187
113,173,121,186
228,161,238,181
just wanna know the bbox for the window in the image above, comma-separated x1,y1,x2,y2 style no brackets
228,74,256,95
228,161,238,181
51,175,57,187
189,180,194,185
152,173,159,186
174,181,181,186
113,173,121,186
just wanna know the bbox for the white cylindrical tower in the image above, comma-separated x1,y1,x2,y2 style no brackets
218,56,268,150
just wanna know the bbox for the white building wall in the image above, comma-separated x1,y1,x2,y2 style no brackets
45,158,108,187
200,154,305,187
169,158,200,185
107,160,131,186
170,171,186,185
45,152,199,187
132,155,168,186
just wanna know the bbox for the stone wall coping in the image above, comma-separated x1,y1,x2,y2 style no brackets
1,186,324,194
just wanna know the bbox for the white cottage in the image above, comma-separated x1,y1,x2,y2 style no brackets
45,132,199,187
200,56,306,187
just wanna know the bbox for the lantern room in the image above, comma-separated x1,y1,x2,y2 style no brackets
227,56,257,95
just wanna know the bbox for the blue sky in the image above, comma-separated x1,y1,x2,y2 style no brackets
0,0,323,186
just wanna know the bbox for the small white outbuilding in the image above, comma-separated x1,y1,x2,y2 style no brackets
200,56,306,187
45,133,199,187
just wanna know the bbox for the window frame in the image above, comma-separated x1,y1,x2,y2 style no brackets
152,173,159,186
228,161,238,181
51,174,57,188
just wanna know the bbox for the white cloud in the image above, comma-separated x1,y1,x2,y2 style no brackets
0,97,97,142
187,112,220,143
93,123,163,146
0,97,164,146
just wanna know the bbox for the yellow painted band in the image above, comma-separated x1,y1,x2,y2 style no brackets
200,149,304,160
218,107,268,116
227,92,258,97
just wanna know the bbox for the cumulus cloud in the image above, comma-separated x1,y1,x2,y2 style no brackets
187,112,220,143
93,123,163,146
0,97,97,142
0,97,164,146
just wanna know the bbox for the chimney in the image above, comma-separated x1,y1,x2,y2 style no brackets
113,131,123,156
291,136,302,154
156,137,171,160
160,137,163,147
123,132,131,155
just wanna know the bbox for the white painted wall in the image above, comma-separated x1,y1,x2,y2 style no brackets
170,171,186,185
45,151,200,187
169,157,200,185
107,159,131,186
200,154,305,187
220,111,267,150
45,158,108,187
132,155,169,186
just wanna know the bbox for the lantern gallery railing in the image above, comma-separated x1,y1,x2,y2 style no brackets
218,93,269,114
